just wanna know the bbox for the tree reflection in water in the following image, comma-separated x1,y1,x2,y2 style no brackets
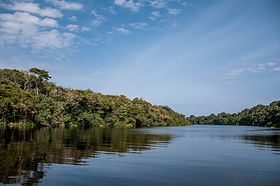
242,134,280,152
0,127,172,185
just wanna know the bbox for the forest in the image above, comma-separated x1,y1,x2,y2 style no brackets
0,68,279,128
187,101,280,128
0,68,190,128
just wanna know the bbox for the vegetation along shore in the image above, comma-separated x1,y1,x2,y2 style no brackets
0,68,279,128
0,68,190,128
188,101,280,128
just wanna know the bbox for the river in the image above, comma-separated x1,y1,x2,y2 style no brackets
0,125,279,185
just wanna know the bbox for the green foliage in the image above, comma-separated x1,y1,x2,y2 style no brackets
188,101,280,128
0,68,190,128
29,68,51,81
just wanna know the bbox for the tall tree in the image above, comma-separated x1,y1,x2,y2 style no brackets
29,68,51,95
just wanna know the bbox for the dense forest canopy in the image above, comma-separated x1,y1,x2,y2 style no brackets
0,68,279,128
188,101,280,128
0,68,190,128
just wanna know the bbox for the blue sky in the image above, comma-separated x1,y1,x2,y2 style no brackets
0,0,280,115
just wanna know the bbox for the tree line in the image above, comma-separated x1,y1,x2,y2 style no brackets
0,68,190,128
187,101,280,128
1,68,279,128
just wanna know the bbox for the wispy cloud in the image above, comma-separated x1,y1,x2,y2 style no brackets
31,30,76,49
149,0,167,9
68,16,77,22
129,22,148,29
175,0,192,7
47,0,83,11
66,24,79,32
107,6,117,15
91,10,106,27
5,2,63,18
150,11,161,20
114,0,143,12
226,61,280,78
0,12,58,27
81,26,90,32
115,27,131,34
107,31,114,35
168,8,181,15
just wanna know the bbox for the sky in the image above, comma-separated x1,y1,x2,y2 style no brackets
0,0,280,116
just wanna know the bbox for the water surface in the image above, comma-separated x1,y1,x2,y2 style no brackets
0,125,279,186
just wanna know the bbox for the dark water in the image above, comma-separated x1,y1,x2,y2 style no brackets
0,125,279,186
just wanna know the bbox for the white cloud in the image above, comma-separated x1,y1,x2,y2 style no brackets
116,27,130,34
226,61,280,78
6,2,63,18
107,6,117,15
226,69,244,77
114,0,143,12
0,12,58,27
40,17,59,27
39,7,63,17
0,12,75,49
150,11,161,20
68,16,77,21
66,24,79,32
47,0,83,10
81,26,90,32
107,31,114,35
168,8,181,15
32,30,76,49
130,22,148,29
91,10,106,27
149,0,167,9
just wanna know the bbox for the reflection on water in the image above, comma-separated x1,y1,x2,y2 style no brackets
242,134,280,152
213,127,280,152
0,127,172,185
0,125,280,186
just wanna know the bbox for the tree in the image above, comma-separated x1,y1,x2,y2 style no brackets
29,68,51,81
29,68,51,95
